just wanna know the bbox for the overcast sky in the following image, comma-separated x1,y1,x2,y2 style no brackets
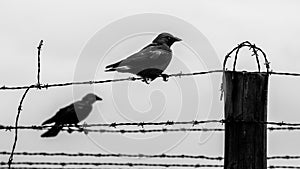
1,0,300,168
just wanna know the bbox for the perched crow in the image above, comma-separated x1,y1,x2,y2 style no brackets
41,93,102,138
105,32,181,84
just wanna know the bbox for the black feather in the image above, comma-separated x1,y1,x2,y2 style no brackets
42,116,56,125
105,61,122,69
41,124,63,138
105,68,116,72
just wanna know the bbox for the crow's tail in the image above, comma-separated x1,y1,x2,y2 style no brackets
42,116,56,125
104,68,117,72
41,124,63,138
105,61,122,69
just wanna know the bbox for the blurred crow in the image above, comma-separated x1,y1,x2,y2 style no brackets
41,93,102,138
105,32,181,84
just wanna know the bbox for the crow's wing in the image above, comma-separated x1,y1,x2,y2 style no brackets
110,45,172,74
42,102,78,125
55,101,93,124
105,44,171,70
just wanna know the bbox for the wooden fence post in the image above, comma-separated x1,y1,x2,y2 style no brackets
224,71,269,169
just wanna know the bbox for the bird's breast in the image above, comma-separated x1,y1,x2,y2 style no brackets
75,105,92,122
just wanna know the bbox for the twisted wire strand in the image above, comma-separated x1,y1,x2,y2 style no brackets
0,151,223,161
1,70,300,91
1,165,300,169
1,168,130,169
0,167,134,169
2,151,300,161
1,166,300,169
2,120,300,131
0,161,224,168
268,166,300,169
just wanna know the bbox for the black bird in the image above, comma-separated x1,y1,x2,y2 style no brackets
41,93,102,138
105,32,182,84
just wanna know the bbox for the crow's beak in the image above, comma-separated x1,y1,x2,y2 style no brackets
173,36,182,42
96,96,102,101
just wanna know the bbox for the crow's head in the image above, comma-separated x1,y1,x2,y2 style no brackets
152,33,181,47
82,93,102,104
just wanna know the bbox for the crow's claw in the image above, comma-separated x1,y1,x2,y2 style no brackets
142,78,151,84
161,74,169,82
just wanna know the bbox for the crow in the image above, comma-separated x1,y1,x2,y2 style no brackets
105,32,181,84
41,93,102,138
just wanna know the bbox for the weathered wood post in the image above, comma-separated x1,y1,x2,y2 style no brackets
223,41,270,169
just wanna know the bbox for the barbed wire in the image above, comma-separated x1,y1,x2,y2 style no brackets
0,151,223,161
2,119,300,131
269,166,300,169
0,70,223,91
2,151,300,161
3,40,300,168
36,40,43,89
61,127,225,134
268,127,300,131
0,168,134,169
1,70,300,91
0,161,224,168
1,168,131,169
223,41,270,72
270,72,300,76
2,125,300,133
3,120,300,132
268,156,300,160
2,161,300,168
0,120,224,130
8,86,32,168
1,166,300,169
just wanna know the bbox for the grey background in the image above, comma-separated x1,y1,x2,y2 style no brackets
0,0,300,167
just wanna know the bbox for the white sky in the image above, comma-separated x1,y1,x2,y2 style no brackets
1,0,300,168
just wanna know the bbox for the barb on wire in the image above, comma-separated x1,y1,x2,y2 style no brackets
0,151,223,161
36,40,43,89
0,161,224,168
8,86,32,169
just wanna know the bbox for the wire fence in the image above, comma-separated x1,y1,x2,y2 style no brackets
0,70,300,91
1,161,300,169
2,120,300,133
0,151,223,161
0,161,224,168
1,166,300,169
2,40,300,168
1,151,300,161
0,168,146,169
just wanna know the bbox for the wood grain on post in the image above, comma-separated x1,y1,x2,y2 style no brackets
224,71,269,169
